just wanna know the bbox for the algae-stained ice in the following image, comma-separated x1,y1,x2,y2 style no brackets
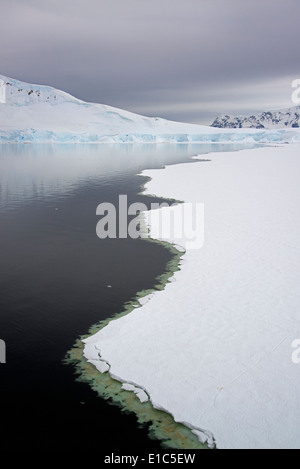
84,144,300,450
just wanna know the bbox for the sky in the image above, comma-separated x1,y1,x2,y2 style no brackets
0,0,299,124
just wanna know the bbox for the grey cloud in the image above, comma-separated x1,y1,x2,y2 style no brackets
1,0,299,123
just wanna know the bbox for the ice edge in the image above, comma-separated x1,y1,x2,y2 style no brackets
65,216,211,449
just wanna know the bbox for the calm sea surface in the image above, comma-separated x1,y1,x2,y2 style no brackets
0,143,257,449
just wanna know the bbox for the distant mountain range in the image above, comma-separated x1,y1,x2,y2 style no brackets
212,106,300,129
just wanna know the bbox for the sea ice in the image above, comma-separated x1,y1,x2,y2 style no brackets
84,144,300,449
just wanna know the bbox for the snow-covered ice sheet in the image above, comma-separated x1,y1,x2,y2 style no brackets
84,144,300,449
1,74,300,144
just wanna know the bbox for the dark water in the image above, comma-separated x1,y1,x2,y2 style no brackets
0,143,256,450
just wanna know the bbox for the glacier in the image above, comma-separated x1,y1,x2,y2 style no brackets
1,74,300,144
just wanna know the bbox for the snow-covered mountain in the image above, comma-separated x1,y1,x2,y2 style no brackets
211,106,300,129
0,74,300,143
0,74,212,143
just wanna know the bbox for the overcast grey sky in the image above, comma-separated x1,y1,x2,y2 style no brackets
0,0,299,123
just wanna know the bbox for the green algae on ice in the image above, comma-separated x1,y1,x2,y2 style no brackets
65,238,208,450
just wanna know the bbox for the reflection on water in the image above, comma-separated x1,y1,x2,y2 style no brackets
0,142,259,450
0,143,259,211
